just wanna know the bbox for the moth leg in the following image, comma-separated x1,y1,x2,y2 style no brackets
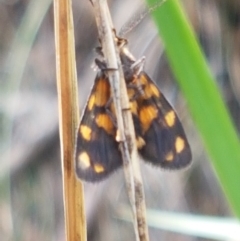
130,56,146,76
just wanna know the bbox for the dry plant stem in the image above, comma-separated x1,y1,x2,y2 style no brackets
91,0,149,240
54,0,86,240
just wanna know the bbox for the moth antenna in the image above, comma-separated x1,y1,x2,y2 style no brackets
119,0,167,37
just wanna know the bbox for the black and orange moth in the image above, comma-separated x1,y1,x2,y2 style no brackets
75,37,192,182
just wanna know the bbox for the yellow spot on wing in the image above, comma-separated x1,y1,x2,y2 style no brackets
78,152,90,169
139,74,148,85
164,111,176,127
150,83,160,98
88,94,95,111
144,83,161,99
136,136,145,149
94,163,104,173
80,125,92,141
138,74,160,99
175,137,185,153
130,100,138,115
95,113,114,134
115,129,120,142
139,105,158,132
127,88,135,100
165,151,174,162
143,84,152,99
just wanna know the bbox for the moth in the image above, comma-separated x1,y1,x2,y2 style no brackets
75,37,192,182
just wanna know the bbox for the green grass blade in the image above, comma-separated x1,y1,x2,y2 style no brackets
145,0,240,217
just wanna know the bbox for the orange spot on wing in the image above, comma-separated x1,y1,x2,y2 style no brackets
94,79,110,106
139,74,148,85
95,113,114,134
139,105,158,132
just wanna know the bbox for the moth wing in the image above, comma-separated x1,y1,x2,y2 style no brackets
134,72,192,169
75,73,122,182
